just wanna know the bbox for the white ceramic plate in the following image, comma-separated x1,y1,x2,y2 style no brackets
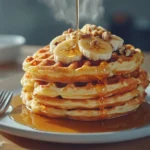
0,74,150,144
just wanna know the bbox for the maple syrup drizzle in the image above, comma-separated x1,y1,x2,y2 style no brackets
76,0,80,47
10,95,150,133
76,0,79,31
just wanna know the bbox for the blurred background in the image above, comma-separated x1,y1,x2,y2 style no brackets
0,0,150,80
0,0,150,49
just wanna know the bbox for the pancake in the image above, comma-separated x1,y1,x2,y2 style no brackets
30,96,143,121
21,85,144,110
23,46,143,83
21,70,148,100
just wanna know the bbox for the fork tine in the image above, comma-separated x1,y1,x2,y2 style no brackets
0,90,4,98
3,91,11,101
0,91,7,99
0,91,8,105
0,92,13,109
0,92,13,114
0,91,10,106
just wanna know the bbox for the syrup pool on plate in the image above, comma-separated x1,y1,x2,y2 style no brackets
10,95,150,133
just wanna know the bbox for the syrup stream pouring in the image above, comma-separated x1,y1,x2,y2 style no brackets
76,0,79,43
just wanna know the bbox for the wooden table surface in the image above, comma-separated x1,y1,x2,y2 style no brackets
1,132,150,150
0,45,150,150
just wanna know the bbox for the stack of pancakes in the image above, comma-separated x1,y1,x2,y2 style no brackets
21,24,149,121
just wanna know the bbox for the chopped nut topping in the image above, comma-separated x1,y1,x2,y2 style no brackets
125,44,135,50
63,28,74,35
102,32,110,41
98,30,104,35
68,28,74,33
90,25,97,30
124,44,135,57
118,45,135,57
119,46,125,55
92,30,98,36
90,39,100,49
97,26,106,31
88,27,92,32
81,34,91,38
55,41,60,46
125,49,132,56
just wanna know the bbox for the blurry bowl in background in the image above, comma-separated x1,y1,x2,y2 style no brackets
0,35,26,64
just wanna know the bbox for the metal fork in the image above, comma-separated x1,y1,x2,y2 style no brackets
0,90,13,116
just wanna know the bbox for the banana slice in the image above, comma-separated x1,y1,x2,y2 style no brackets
50,35,66,53
54,39,82,64
109,35,124,51
78,37,113,61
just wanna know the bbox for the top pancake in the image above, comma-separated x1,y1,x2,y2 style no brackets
23,45,144,83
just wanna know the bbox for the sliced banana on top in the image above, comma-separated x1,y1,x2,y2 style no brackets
50,35,66,54
78,37,113,61
54,39,82,64
50,24,124,63
109,35,124,51
81,24,124,51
